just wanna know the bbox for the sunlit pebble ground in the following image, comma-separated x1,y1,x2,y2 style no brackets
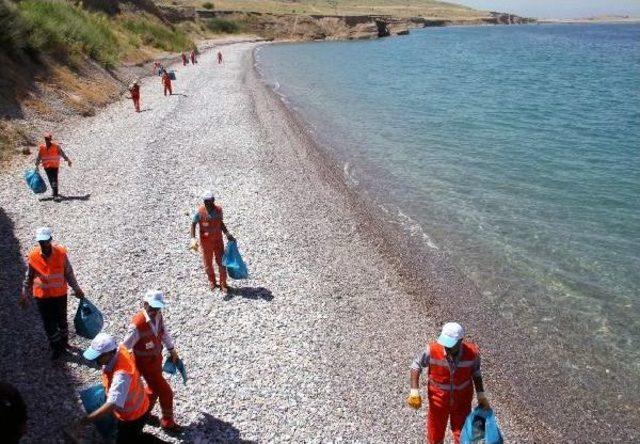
0,43,529,443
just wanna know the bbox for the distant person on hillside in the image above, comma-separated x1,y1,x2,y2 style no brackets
190,49,197,64
20,227,85,360
161,71,172,96
217,51,223,64
181,52,188,66
406,322,490,444
34,132,73,202
189,191,236,293
0,382,27,443
128,81,141,113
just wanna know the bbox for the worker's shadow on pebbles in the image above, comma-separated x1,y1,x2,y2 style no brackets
0,209,81,441
187,413,255,443
38,194,91,202
170,93,188,97
60,194,91,202
224,286,273,302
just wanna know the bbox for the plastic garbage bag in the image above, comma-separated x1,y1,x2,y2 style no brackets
74,298,104,339
79,385,116,439
168,70,176,80
461,407,503,444
24,168,47,194
222,241,249,280
163,357,187,384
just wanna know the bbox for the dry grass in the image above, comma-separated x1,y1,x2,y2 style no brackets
174,0,488,18
53,66,118,116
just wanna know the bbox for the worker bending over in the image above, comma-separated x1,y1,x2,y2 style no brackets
35,133,73,202
407,322,490,444
123,290,182,433
81,333,150,443
190,191,235,293
21,227,85,360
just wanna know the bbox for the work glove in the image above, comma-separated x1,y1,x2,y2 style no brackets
227,234,236,243
406,389,422,409
74,288,85,299
169,348,179,363
67,159,73,167
189,238,199,252
477,392,490,410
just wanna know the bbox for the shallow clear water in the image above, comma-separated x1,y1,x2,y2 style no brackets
256,24,640,375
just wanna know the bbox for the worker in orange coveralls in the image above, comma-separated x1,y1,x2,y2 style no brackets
407,322,490,444
161,71,172,96
128,81,141,112
190,49,197,64
123,290,182,434
181,52,188,66
190,191,235,293
217,51,223,64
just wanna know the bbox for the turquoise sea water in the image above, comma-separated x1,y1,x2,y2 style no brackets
256,24,639,386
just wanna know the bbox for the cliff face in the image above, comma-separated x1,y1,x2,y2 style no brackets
195,9,535,41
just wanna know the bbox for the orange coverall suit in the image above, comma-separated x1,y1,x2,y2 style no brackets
162,73,172,96
126,310,175,422
129,84,140,112
425,341,479,444
196,204,227,288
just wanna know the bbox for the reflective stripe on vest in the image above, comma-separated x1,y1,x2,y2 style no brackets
428,342,478,395
429,379,472,392
132,311,163,359
39,143,61,168
198,204,222,240
28,245,68,298
102,347,149,422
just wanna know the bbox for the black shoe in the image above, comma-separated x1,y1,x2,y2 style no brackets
146,414,161,427
51,348,62,360
53,195,62,202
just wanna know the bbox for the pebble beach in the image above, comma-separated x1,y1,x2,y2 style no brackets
0,42,544,443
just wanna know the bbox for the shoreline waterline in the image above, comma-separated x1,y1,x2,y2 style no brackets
251,32,640,441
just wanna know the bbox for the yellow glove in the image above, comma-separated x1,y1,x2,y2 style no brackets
406,389,422,409
189,238,198,252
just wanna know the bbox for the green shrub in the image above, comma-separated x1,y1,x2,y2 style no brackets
204,18,241,34
202,2,214,9
17,0,120,67
120,14,193,52
0,0,33,56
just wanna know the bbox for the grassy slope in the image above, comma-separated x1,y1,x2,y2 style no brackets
0,0,214,159
173,0,487,18
1,0,199,69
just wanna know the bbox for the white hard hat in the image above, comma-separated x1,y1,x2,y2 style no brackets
83,333,117,360
437,322,464,348
143,290,165,309
36,227,52,242
201,191,215,201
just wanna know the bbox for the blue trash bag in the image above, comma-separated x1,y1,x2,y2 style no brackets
74,298,104,339
222,241,249,280
24,168,47,194
163,357,187,385
168,70,176,80
79,385,116,439
461,407,504,444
